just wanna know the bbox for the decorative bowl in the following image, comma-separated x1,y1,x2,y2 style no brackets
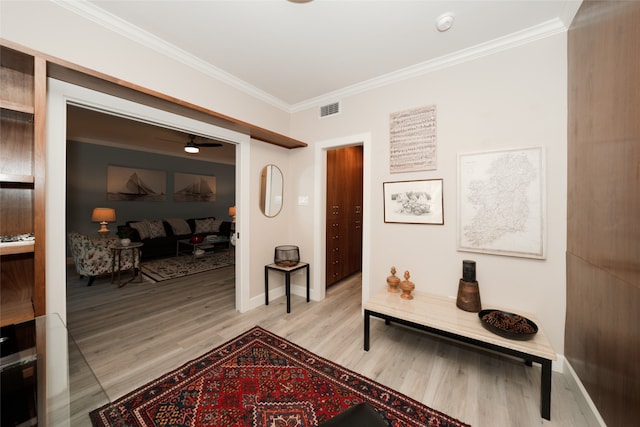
478,309,538,340
190,235,203,244
274,245,300,267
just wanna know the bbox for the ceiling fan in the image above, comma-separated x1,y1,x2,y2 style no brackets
183,134,222,154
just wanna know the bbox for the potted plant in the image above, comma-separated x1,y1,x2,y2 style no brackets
117,228,132,246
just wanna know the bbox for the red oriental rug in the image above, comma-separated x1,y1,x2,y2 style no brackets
90,326,469,427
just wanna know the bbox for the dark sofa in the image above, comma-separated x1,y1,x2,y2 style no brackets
117,217,231,260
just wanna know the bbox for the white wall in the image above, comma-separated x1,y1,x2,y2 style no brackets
249,141,300,307
289,33,568,354
2,2,568,355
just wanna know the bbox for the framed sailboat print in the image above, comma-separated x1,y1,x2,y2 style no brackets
107,165,167,201
173,172,217,202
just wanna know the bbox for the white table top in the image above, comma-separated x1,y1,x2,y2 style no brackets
266,262,309,272
364,289,556,360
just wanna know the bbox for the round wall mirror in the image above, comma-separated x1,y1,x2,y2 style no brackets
260,164,283,217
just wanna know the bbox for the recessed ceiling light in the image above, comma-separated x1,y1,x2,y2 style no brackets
436,12,455,32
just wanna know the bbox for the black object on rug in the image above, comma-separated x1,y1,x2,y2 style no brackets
141,252,233,282
90,326,470,427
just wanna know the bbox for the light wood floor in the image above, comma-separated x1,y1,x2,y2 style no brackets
66,265,597,427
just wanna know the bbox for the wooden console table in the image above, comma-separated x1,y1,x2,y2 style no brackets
363,290,556,420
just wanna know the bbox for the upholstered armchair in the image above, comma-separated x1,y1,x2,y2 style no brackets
68,232,135,286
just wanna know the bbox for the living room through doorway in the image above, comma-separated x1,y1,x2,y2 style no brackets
65,105,236,316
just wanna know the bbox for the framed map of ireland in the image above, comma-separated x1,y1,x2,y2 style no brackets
457,147,546,259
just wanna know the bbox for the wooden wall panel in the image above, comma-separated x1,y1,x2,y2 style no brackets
567,0,640,286
566,1,640,425
566,254,639,426
0,254,34,325
0,114,33,176
0,254,33,303
32,56,47,316
0,187,33,235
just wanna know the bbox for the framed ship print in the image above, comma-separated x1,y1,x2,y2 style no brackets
107,166,166,201
173,172,217,202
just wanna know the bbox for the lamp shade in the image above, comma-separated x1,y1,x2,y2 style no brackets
228,206,236,217
91,208,116,222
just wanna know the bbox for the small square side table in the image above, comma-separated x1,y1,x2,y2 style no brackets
111,242,143,287
264,262,309,313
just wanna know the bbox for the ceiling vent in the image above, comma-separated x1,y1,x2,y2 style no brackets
320,101,340,118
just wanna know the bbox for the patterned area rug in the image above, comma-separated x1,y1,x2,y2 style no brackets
90,326,469,427
141,252,233,282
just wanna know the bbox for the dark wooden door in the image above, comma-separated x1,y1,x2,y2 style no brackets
326,146,363,287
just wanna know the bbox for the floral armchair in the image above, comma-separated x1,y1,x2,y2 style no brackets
68,232,136,286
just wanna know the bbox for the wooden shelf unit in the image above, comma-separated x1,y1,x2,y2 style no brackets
1,44,46,327
0,241,35,256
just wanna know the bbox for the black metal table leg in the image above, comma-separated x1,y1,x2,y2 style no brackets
541,359,552,420
306,264,310,302
363,310,370,351
285,272,291,313
264,266,269,306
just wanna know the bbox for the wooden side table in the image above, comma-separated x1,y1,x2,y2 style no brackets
264,262,309,313
111,242,143,287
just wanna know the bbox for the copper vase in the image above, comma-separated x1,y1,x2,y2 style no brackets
456,279,482,312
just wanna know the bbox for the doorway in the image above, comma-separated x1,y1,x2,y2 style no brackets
46,79,252,321
325,146,363,287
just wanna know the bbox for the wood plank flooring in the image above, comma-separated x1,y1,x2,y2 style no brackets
66,265,597,426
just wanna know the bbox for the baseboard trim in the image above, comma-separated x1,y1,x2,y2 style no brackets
552,354,564,373
563,356,607,426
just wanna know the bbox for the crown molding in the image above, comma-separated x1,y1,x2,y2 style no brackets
53,0,291,111
290,18,568,112
54,1,568,114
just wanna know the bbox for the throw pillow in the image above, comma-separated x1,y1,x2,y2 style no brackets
147,220,166,238
195,218,222,234
165,218,191,236
209,219,223,232
130,221,151,240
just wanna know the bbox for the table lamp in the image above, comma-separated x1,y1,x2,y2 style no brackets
228,206,236,223
91,207,116,237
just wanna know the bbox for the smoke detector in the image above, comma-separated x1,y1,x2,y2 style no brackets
436,13,455,32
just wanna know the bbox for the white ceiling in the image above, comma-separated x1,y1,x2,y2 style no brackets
77,0,581,109
64,0,581,161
